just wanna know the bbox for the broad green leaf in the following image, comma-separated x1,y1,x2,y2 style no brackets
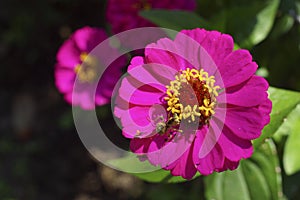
139,10,210,31
273,105,300,142
246,0,280,47
205,167,252,200
251,140,284,200
254,87,300,147
211,0,279,48
205,140,283,200
107,154,159,173
134,170,200,183
270,15,294,39
282,104,300,175
108,153,200,183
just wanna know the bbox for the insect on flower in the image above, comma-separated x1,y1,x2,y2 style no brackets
155,113,181,135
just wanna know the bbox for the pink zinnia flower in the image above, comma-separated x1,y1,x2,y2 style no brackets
106,0,196,33
55,26,127,109
114,28,272,179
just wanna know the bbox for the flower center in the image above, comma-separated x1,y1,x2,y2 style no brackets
74,52,98,83
164,68,220,125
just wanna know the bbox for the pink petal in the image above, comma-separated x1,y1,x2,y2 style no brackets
128,56,145,71
61,77,98,109
95,91,111,106
54,65,75,93
130,134,168,154
117,104,167,139
147,129,196,168
145,38,191,71
218,124,253,162
118,77,165,106
216,158,239,172
258,98,272,126
226,76,269,107
114,93,129,111
195,144,225,176
130,137,153,154
219,49,258,88
173,31,203,71
73,26,108,52
179,28,207,46
175,30,226,87
119,106,155,138
56,37,81,68
222,106,265,140
164,143,197,179
192,124,225,175
180,29,234,67
128,58,178,85
97,84,115,98
64,92,73,105
147,134,170,154
71,86,96,110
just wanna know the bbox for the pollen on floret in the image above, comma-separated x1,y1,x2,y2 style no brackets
74,52,99,83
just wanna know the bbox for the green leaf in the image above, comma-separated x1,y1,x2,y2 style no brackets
139,10,210,31
205,140,283,200
253,87,300,147
246,0,280,47
107,154,159,173
134,170,200,183
270,15,294,39
282,104,300,175
251,141,284,200
211,0,280,48
108,153,200,183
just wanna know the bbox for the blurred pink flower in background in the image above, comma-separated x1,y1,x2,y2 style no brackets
106,0,196,33
114,28,272,179
55,26,127,109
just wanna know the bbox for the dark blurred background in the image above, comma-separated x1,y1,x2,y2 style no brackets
1,0,300,199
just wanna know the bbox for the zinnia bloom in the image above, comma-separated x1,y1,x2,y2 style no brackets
114,28,272,179
106,0,196,33
55,26,127,109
